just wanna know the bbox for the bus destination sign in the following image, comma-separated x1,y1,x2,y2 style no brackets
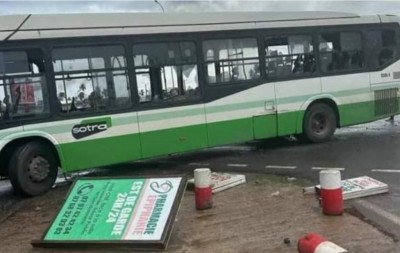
32,176,186,250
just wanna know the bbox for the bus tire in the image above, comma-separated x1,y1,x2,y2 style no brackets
301,103,337,143
8,142,58,196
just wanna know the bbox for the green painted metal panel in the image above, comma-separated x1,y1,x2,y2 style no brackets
277,111,300,136
339,100,374,126
81,117,112,127
253,114,277,139
207,118,253,147
295,110,306,133
140,124,208,159
60,134,141,172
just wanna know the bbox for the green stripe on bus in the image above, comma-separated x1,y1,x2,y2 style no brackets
138,107,205,122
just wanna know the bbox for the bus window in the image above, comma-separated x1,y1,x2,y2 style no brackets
0,49,49,121
265,35,316,77
318,31,363,73
366,29,397,68
133,42,200,103
52,45,131,114
203,38,260,84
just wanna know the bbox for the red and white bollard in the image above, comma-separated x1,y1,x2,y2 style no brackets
194,168,213,210
298,233,349,253
320,170,343,215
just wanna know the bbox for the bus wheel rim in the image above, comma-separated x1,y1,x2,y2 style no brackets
27,156,50,182
312,113,327,134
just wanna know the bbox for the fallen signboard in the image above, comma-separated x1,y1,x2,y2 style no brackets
314,176,388,200
189,172,246,193
32,176,187,250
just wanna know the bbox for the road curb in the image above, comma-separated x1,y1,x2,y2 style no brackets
352,199,400,241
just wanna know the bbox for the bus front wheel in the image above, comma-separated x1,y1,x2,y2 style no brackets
301,103,337,143
8,142,58,196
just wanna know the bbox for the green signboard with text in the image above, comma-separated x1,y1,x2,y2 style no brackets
32,176,186,250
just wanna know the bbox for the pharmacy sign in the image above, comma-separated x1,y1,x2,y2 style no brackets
32,176,186,250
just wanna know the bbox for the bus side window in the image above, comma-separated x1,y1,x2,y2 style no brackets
318,31,363,73
265,35,315,78
52,45,131,114
366,29,397,68
0,49,49,120
133,42,200,104
203,38,260,84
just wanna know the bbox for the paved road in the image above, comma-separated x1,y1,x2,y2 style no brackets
0,118,399,238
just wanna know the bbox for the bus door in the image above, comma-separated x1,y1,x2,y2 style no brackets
253,82,278,140
133,42,208,158
264,34,321,136
275,78,321,136
203,37,277,145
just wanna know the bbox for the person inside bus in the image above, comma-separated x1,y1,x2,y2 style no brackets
328,52,341,71
303,54,316,73
292,56,303,74
69,97,77,112
280,55,292,76
267,50,278,76
319,43,332,72
350,51,362,68
231,66,239,81
88,92,94,108
341,51,350,69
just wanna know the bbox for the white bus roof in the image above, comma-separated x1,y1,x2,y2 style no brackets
0,12,397,41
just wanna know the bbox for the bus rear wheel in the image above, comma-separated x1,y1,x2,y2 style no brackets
9,142,58,196
301,103,337,143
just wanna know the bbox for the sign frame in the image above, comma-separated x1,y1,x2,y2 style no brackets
32,175,187,250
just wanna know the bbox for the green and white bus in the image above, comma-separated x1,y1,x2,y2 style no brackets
0,11,399,196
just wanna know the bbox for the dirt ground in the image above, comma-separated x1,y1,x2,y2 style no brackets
0,174,398,253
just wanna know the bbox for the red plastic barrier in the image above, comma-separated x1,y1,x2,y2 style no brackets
298,233,349,253
194,168,213,210
320,170,343,215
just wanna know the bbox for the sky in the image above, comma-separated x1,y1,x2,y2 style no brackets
1,0,400,16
